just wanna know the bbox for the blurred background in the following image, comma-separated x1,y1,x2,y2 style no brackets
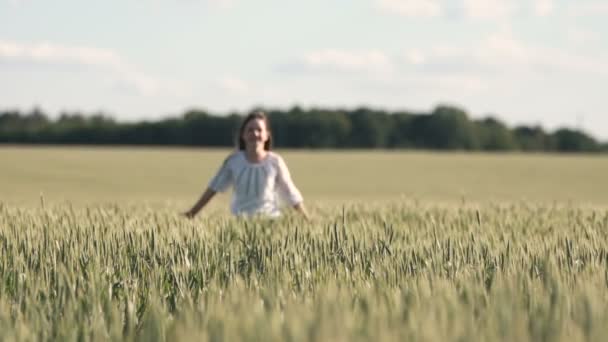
1,0,607,208
1,0,607,140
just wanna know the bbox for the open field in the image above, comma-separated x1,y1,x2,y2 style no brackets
1,146,608,207
1,147,607,341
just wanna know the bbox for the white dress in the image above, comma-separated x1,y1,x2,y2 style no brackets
208,151,304,217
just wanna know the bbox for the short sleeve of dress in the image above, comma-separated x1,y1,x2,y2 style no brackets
208,156,233,193
275,155,304,206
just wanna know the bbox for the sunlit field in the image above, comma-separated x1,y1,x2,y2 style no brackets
1,146,607,341
2,146,608,207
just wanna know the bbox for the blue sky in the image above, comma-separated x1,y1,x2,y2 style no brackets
1,0,607,140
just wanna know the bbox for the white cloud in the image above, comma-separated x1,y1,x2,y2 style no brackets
171,0,236,9
396,74,485,92
217,76,249,93
375,0,557,20
300,49,393,73
0,39,179,96
533,0,554,16
480,32,608,76
6,0,31,5
207,0,236,9
376,0,442,17
462,0,517,20
566,27,600,45
566,1,608,16
280,31,607,99
404,49,426,65
401,31,608,77
281,31,607,100
482,32,528,63
0,40,123,68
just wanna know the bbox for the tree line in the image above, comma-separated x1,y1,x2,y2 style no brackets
1,106,606,152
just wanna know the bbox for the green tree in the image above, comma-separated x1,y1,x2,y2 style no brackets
476,117,517,151
513,126,555,151
416,105,479,150
552,129,599,152
348,108,391,148
386,112,415,148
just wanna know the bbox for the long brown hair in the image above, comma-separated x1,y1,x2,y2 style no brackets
237,111,273,151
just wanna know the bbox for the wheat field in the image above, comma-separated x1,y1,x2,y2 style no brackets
0,147,607,341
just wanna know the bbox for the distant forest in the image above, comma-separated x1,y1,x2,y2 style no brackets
1,105,606,152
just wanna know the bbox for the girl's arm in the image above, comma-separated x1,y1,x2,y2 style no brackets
275,155,308,219
184,154,234,218
293,202,310,221
184,188,217,218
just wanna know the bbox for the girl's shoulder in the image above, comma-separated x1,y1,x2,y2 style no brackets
266,151,289,168
266,151,284,163
222,150,244,166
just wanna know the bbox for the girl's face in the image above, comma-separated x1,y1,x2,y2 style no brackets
242,118,269,150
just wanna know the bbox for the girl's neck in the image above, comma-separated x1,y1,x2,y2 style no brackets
244,147,267,163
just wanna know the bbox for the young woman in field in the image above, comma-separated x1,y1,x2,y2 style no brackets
184,111,309,219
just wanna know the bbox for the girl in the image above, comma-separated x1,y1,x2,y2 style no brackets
184,111,309,219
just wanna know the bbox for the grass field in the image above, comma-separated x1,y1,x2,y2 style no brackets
0,146,607,341
1,146,608,207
